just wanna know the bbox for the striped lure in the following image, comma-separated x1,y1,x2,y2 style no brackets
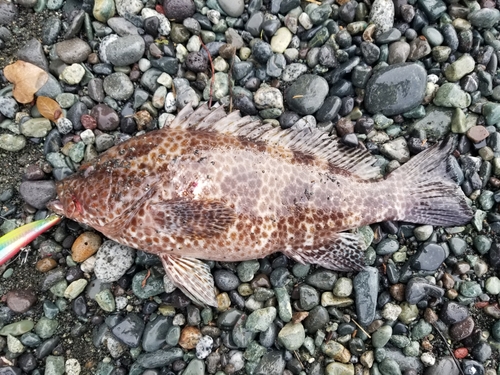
0,216,61,265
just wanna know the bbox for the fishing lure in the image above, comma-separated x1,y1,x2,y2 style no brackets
0,216,62,266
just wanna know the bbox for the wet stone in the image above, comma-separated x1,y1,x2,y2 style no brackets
365,63,427,116
94,240,135,283
405,277,444,304
285,74,329,115
5,289,37,314
111,313,145,348
409,243,446,271
354,267,378,325
449,316,474,341
439,301,469,325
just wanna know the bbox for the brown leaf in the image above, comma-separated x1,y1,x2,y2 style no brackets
3,60,49,104
36,96,63,122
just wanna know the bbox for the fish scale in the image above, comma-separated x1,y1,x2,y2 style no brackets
47,104,473,306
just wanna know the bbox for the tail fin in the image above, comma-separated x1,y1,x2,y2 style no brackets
386,137,473,226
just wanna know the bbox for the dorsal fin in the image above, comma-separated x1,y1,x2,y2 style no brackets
169,104,380,180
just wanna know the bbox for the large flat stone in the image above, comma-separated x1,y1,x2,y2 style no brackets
364,63,427,116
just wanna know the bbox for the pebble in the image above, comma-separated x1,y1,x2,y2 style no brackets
246,307,276,332
71,232,102,262
285,74,329,115
5,289,37,313
277,322,305,350
365,63,427,116
354,267,378,325
94,241,135,282
178,326,201,350
55,38,91,64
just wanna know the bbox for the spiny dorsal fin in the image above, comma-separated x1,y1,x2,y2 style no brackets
170,104,380,180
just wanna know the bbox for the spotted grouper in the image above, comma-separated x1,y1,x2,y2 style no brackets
47,104,473,306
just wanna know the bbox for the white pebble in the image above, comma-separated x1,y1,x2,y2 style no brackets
173,313,186,326
207,10,221,24
94,240,135,283
196,335,214,359
381,303,402,321
56,117,73,135
115,296,128,310
163,274,177,293
80,256,96,273
420,352,435,366
138,58,151,72
80,129,95,145
157,72,173,88
186,35,201,52
65,359,81,375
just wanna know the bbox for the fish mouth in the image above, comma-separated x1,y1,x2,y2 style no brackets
46,200,64,216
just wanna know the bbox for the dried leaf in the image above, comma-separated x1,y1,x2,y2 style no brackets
36,96,63,122
3,60,49,104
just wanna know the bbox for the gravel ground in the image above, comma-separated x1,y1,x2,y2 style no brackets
1,0,500,375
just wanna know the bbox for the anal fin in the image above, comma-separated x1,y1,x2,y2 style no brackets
285,232,365,272
161,254,218,307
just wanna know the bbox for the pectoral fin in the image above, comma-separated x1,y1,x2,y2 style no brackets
161,254,218,307
149,198,235,238
285,232,365,272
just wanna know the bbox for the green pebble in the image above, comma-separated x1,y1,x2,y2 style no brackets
95,289,116,312
303,336,315,355
0,134,26,152
491,320,500,341
2,268,13,279
473,235,492,254
402,105,426,119
451,108,469,133
483,102,500,126
64,279,88,300
237,260,260,282
34,317,58,339
378,358,402,375
448,237,467,256
201,308,213,325
69,142,85,163
166,325,181,346
20,118,52,138
132,270,164,298
433,83,471,108
410,319,432,340
358,226,374,249
460,281,482,298
0,320,34,336
93,0,115,22
402,341,420,357
43,301,59,319
373,113,394,130
50,280,68,298
292,264,310,278
244,341,266,361
479,190,495,210
389,335,410,348
372,325,392,348
95,361,115,375
274,287,292,323
182,359,205,375
245,307,276,332
444,54,475,82
278,322,305,351
473,210,487,231
259,108,282,119
45,355,65,375
56,93,78,108
374,347,386,362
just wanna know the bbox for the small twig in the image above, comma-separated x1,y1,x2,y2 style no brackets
292,95,304,99
351,318,371,339
199,36,215,109
294,351,304,369
431,322,466,375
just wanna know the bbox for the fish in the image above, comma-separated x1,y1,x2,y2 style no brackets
47,104,473,306
0,215,62,266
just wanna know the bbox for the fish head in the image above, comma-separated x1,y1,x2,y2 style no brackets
46,177,88,223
